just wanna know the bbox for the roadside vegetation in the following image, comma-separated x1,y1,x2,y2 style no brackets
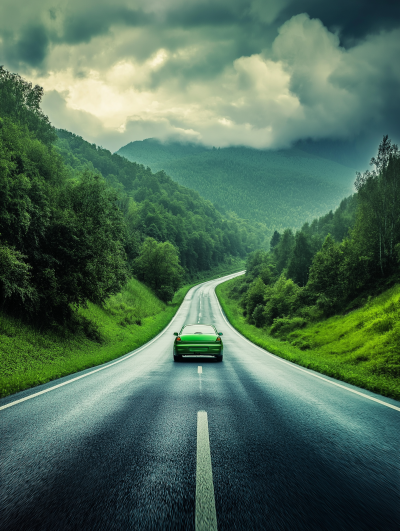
0,260,244,398
0,66,249,397
217,279,400,400
0,67,264,326
216,136,400,400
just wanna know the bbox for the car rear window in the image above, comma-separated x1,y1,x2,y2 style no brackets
181,325,216,335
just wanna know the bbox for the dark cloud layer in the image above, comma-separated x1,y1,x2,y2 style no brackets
17,25,49,66
62,7,152,45
281,0,400,44
1,0,399,154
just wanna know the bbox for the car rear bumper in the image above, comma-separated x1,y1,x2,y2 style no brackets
174,346,223,356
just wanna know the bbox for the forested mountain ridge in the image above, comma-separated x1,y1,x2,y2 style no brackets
231,135,400,335
55,130,267,267
117,139,356,232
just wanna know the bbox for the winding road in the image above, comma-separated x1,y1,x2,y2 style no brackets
1,273,399,530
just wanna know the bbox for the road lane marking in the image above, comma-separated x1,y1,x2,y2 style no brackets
0,272,243,412
213,282,400,413
196,411,217,531
198,366,203,374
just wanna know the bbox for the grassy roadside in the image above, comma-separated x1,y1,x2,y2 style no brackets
216,278,400,401
0,262,244,399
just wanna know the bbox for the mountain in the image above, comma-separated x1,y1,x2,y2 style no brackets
116,139,356,233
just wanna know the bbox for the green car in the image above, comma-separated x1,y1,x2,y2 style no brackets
173,324,223,362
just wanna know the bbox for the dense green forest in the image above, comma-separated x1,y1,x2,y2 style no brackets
117,138,355,233
0,67,264,324
228,135,400,334
55,130,266,270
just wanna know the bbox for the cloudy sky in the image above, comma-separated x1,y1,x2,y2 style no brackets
1,0,399,153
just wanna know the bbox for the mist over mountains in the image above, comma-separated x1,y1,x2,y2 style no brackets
117,139,356,233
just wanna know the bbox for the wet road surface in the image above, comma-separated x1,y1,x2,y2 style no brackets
1,273,399,530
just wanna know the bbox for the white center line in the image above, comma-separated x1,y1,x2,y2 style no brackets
198,366,203,374
196,411,218,531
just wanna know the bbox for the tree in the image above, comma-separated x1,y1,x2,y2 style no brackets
354,135,400,276
133,237,184,302
263,273,301,325
242,276,266,320
0,67,56,145
287,231,313,287
305,235,347,315
0,242,37,310
47,171,128,310
270,230,281,250
274,229,295,273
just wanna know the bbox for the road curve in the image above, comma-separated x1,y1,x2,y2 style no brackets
1,273,399,530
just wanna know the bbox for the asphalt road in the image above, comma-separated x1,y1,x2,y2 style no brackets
1,273,399,530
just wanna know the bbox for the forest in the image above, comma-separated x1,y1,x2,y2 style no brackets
230,135,400,333
0,67,265,325
117,138,355,234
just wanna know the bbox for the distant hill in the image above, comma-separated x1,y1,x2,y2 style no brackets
116,139,356,232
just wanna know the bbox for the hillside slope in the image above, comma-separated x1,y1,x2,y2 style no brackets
117,139,355,232
217,278,400,400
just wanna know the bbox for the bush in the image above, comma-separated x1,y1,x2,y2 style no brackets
252,304,266,328
263,274,302,325
270,316,308,338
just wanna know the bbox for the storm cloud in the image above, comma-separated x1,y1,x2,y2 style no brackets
1,0,399,153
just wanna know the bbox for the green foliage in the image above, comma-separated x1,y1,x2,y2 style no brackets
0,67,56,145
270,316,308,338
0,277,189,398
0,117,127,320
117,139,355,233
274,229,295,274
0,242,36,306
354,136,400,276
236,136,400,331
55,130,266,278
270,230,281,250
263,274,302,325
133,237,184,301
287,231,313,286
242,277,266,320
216,278,400,400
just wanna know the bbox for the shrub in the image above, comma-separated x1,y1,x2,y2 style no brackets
252,304,266,328
270,316,308,338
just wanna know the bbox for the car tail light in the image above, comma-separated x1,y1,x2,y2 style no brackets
176,336,181,341
216,337,221,342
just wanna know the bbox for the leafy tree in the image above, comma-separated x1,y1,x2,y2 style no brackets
274,229,295,274
242,277,266,320
0,67,56,145
263,273,301,325
354,136,400,276
304,235,347,315
270,230,281,250
0,116,128,319
287,231,313,287
133,237,184,302
0,242,37,309
46,171,128,311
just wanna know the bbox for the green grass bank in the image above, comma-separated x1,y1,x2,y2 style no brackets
0,261,244,398
216,278,400,401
